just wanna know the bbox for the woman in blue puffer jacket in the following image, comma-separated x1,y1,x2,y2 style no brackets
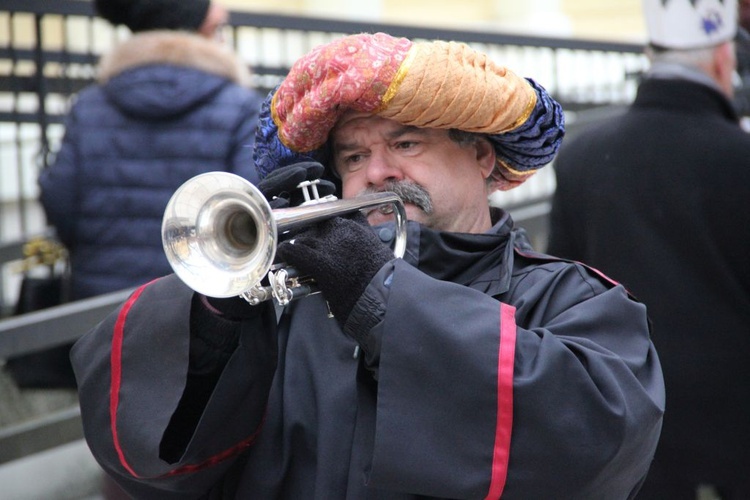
39,0,264,300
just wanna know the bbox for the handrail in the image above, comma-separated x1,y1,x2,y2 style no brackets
5,0,644,53
4,0,93,15
0,406,82,465
0,288,133,359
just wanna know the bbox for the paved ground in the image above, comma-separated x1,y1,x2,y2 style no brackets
0,364,78,428
0,440,104,500
0,364,104,499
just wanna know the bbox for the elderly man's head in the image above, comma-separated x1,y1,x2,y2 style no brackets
253,32,564,233
642,0,738,96
329,112,497,232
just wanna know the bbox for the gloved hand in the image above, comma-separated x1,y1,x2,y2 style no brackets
276,212,394,327
257,161,336,208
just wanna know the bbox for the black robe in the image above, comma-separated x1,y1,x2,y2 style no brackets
73,214,663,499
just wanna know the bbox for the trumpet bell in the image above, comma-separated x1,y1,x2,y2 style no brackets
162,172,277,298
162,171,407,305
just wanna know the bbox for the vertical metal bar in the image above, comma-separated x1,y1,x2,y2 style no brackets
2,11,20,310
33,13,50,170
551,46,559,100
3,12,14,244
62,14,73,97
6,12,18,243
88,6,96,67
22,12,50,246
12,11,28,239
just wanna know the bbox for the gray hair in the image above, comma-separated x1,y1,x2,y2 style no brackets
448,129,498,188
645,44,725,68
448,129,483,146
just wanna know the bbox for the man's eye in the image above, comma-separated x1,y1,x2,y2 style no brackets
341,154,365,172
395,141,416,149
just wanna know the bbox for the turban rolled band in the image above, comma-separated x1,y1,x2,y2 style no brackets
254,32,565,190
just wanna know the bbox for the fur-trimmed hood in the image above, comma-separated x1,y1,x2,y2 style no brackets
98,30,251,86
96,31,254,120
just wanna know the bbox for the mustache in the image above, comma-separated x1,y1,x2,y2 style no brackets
362,180,433,214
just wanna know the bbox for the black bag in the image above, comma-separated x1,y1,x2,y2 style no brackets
13,274,67,314
5,238,76,389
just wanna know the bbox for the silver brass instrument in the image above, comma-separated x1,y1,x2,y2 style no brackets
161,172,407,306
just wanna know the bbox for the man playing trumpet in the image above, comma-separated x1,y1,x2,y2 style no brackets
72,32,664,498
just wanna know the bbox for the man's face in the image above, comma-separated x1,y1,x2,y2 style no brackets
331,113,496,234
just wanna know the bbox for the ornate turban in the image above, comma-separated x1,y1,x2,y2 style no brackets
254,32,565,190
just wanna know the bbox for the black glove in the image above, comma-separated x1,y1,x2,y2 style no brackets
257,161,336,208
276,212,394,327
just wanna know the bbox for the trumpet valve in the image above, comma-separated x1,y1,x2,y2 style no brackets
298,179,338,206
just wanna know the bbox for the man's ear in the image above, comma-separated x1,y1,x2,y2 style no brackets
712,41,737,97
476,139,496,179
478,138,529,192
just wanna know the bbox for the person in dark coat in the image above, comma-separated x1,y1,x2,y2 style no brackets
41,1,262,495
38,0,264,300
71,32,664,499
547,0,750,498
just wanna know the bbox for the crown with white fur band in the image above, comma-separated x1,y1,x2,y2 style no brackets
643,0,738,49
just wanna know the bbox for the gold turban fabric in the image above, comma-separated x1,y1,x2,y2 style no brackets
378,40,535,136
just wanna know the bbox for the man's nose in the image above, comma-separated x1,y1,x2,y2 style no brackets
365,154,403,186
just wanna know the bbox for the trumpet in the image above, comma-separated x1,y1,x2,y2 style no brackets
161,172,407,306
